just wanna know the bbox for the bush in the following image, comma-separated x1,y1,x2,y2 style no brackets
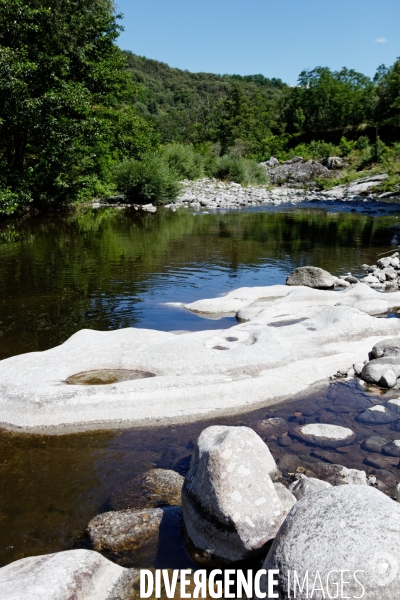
213,155,269,185
355,136,370,150
339,136,356,156
0,189,25,215
242,159,269,185
113,156,182,204
161,143,204,179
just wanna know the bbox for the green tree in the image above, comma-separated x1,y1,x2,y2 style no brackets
0,0,157,212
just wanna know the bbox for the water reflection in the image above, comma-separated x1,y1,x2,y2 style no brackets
0,205,399,359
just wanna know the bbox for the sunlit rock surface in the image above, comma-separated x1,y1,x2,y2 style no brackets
0,549,138,600
1,283,400,431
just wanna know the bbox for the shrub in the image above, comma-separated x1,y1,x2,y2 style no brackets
242,159,269,185
355,136,370,150
339,136,356,156
214,155,247,183
0,189,24,215
161,143,204,180
112,156,182,204
213,155,269,185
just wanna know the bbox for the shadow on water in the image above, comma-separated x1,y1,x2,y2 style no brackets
0,379,399,569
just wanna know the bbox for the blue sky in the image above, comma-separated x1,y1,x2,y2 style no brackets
115,0,400,85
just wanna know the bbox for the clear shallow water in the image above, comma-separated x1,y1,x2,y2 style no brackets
0,203,399,359
1,203,400,569
0,380,399,569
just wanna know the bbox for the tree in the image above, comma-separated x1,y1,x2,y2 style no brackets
374,59,400,127
0,0,157,211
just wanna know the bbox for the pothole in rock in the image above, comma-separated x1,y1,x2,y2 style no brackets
66,369,156,385
267,317,308,328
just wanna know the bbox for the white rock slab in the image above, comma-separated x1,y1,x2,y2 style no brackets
0,549,137,600
1,283,400,432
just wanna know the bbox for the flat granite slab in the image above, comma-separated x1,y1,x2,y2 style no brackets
1,283,400,433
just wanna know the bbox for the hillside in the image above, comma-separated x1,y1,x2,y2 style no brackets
124,51,287,148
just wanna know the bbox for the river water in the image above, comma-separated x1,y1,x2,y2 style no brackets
1,202,400,569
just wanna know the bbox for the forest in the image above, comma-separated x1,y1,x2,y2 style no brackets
0,0,399,214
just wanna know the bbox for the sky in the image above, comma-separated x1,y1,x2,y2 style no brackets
115,0,400,85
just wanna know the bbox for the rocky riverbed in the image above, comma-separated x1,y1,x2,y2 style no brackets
94,172,399,212
4,251,400,597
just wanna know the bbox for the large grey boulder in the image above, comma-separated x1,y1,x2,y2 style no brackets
361,357,400,384
182,425,285,563
372,338,400,359
267,159,331,185
258,485,400,599
286,266,335,289
0,549,138,600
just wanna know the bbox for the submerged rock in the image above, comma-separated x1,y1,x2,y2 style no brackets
362,435,391,453
258,485,400,600
291,423,356,448
382,440,400,457
286,266,335,289
357,404,400,424
0,549,138,600
182,425,285,563
87,506,181,560
110,468,184,510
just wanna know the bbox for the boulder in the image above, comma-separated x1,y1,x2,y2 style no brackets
87,506,181,556
324,156,349,170
309,462,367,486
291,423,356,448
372,338,400,359
267,159,331,185
260,156,279,168
110,468,184,510
357,404,400,424
181,425,285,562
273,482,297,513
382,440,400,457
377,256,393,269
286,266,335,289
258,485,400,599
381,369,397,388
344,275,359,284
345,173,388,195
361,357,400,384
0,549,138,600
362,436,391,453
289,475,332,500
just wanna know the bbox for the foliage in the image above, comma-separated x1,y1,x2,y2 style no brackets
0,0,158,213
0,189,24,215
1,1,400,214
112,156,182,204
211,154,269,186
161,143,204,179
